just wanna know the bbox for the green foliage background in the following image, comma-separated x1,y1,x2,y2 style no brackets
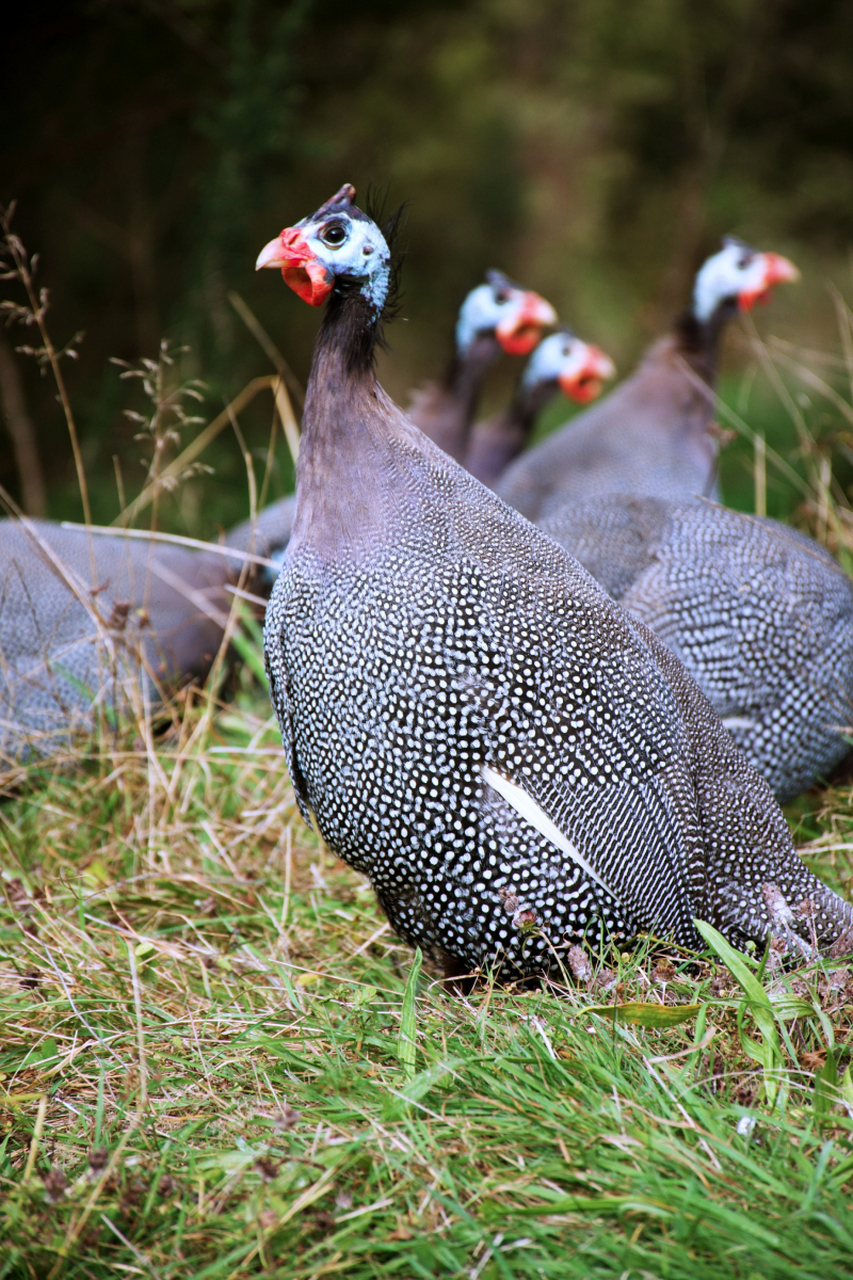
2,0,853,527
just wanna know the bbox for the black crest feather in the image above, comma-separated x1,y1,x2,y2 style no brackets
363,182,408,328
485,268,525,294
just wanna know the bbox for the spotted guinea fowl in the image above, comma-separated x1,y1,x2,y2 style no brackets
256,185,850,977
496,238,799,522
408,271,556,462
464,329,615,489
541,494,853,803
0,518,231,763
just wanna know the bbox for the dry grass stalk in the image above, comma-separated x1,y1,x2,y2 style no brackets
1,203,90,524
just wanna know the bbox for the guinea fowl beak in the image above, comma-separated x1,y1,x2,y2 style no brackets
739,252,800,311
497,292,558,356
256,227,335,306
557,343,616,404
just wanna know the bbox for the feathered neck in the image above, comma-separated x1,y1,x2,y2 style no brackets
439,333,504,454
672,297,739,385
289,288,404,558
316,280,385,377
465,377,558,487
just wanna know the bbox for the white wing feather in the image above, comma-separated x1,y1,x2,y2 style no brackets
482,765,618,899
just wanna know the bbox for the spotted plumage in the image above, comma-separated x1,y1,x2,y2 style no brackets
542,495,853,802
258,187,851,977
0,518,229,762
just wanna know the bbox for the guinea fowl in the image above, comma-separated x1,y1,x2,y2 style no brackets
464,329,615,489
256,184,851,975
0,519,230,763
541,495,853,803
496,237,799,522
407,271,556,462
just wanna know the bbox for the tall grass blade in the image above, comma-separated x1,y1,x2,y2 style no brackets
695,918,784,1105
397,946,422,1082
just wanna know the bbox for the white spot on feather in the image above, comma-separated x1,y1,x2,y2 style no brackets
722,716,758,732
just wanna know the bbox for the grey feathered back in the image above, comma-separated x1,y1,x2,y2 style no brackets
542,495,853,802
0,519,230,763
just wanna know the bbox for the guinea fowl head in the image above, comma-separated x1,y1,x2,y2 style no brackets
693,236,799,324
256,183,395,316
456,270,557,358
522,329,616,405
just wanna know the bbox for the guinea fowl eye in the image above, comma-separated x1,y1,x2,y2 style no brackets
320,223,349,248
737,253,755,269
494,290,512,305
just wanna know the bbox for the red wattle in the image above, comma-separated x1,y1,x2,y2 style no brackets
275,227,334,306
498,326,541,356
559,373,602,404
496,291,557,356
738,252,799,312
283,261,334,306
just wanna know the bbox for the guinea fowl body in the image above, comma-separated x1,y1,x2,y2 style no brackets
0,519,229,762
495,240,798,521
259,188,851,974
496,326,719,521
542,495,853,803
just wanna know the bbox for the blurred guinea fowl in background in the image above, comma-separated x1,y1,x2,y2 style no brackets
496,238,799,521
542,494,853,803
257,183,851,975
0,519,240,764
464,328,615,489
407,270,556,461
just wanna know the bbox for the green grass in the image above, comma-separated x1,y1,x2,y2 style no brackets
2,675,853,1280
